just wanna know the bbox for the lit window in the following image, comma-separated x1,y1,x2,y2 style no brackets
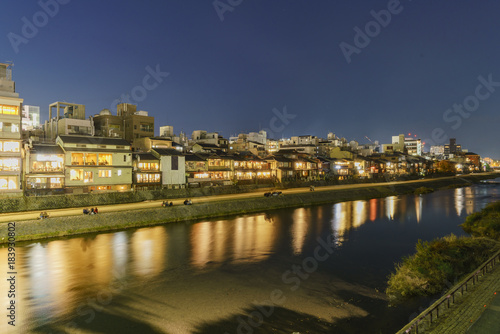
0,105,19,115
84,171,93,183
70,169,83,181
3,141,20,152
99,170,111,178
117,170,122,176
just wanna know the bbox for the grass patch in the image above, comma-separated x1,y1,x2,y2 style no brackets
386,234,499,303
461,201,500,240
414,186,434,195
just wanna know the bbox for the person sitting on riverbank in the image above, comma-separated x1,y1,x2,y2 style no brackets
83,208,89,215
94,207,98,214
90,208,95,215
39,212,49,219
169,202,173,207
184,199,192,205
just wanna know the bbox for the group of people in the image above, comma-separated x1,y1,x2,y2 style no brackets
162,201,173,207
83,207,99,215
183,199,193,205
39,212,49,219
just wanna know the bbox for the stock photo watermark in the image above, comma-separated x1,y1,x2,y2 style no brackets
423,73,499,147
261,105,296,139
110,64,170,111
339,0,407,64
7,0,72,54
224,234,336,334
213,0,244,22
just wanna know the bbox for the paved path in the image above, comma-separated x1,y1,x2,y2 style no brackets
427,260,500,334
0,176,462,223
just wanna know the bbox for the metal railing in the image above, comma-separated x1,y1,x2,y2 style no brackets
397,249,500,334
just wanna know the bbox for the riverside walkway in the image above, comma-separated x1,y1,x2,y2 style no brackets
0,175,472,223
425,256,500,334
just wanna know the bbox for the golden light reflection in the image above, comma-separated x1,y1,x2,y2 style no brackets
190,215,276,268
292,208,309,254
385,196,397,220
455,188,464,216
415,195,423,223
331,202,352,246
369,198,378,221
352,201,367,228
465,187,474,215
131,226,167,277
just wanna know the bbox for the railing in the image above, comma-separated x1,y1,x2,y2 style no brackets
397,249,500,334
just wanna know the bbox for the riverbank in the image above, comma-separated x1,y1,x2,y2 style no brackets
1,173,498,244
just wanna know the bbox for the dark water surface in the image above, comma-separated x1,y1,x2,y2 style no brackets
2,180,500,334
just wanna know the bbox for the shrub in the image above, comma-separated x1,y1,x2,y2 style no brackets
386,235,499,302
461,201,500,240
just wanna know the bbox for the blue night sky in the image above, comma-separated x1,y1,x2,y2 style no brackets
1,0,499,158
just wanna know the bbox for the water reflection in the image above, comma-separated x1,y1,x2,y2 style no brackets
191,215,277,268
3,181,499,333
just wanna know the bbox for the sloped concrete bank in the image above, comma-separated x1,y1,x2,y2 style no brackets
1,174,498,244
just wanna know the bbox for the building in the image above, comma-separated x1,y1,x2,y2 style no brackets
24,143,65,195
444,138,462,157
57,135,133,193
93,109,124,138
159,125,174,138
132,152,161,190
404,137,422,156
151,148,186,188
0,62,23,195
44,102,94,140
117,103,154,143
22,105,40,130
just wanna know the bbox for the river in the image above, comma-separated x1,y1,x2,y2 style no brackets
2,179,500,334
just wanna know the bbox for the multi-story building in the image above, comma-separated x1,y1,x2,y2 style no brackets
117,103,154,143
57,135,133,193
0,63,23,195
44,102,94,140
404,137,422,156
93,109,124,138
24,143,65,195
444,138,462,157
132,152,161,190
151,148,186,188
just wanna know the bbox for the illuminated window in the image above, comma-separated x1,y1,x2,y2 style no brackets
2,141,20,152
70,169,83,181
98,154,112,165
0,158,20,171
84,171,93,183
99,170,111,178
85,153,97,165
0,105,19,115
71,153,84,165
117,170,122,176
49,178,62,188
0,176,18,190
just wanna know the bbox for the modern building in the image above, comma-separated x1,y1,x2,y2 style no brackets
93,109,124,138
44,102,94,140
56,135,133,193
444,138,462,157
22,105,40,130
404,137,422,156
0,62,23,195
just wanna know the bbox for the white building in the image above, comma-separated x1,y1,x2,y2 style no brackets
22,105,40,130
0,63,23,195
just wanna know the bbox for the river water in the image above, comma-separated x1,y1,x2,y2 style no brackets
2,179,500,334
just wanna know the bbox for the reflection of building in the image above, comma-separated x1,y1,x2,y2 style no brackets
0,62,23,195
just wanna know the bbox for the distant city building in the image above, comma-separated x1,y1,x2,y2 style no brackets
0,62,23,194
159,125,174,138
430,145,445,156
404,137,422,156
444,138,462,157
93,103,154,143
22,105,40,130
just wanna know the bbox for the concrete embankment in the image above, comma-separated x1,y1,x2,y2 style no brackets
1,174,498,244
